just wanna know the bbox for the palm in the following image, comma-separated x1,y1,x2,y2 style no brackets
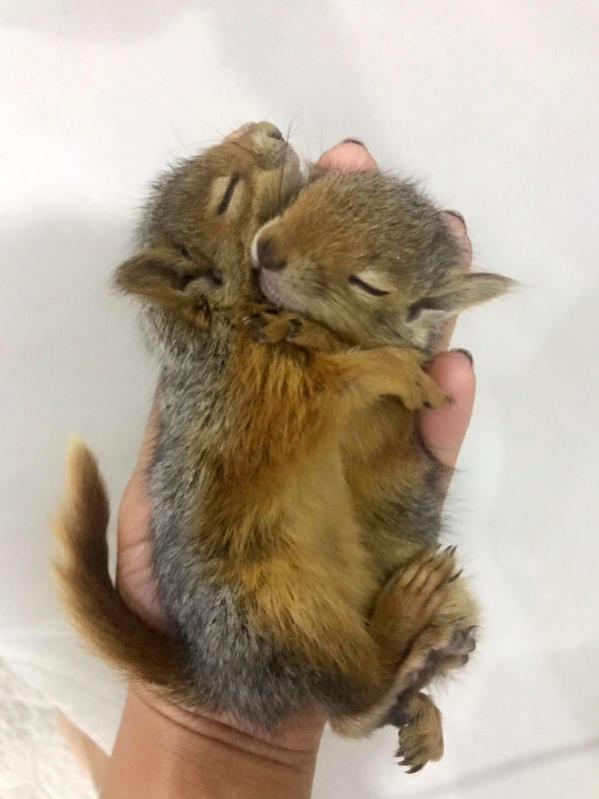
116,401,169,632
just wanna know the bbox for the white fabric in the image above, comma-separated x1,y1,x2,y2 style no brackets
0,626,126,757
1,3,598,797
0,656,96,798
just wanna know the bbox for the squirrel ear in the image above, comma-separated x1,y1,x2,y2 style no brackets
113,248,197,308
408,272,515,322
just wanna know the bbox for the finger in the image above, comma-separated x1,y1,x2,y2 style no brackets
134,391,160,472
118,391,159,552
116,391,168,632
419,350,476,470
316,140,378,172
127,389,160,479
442,210,471,269
436,211,473,351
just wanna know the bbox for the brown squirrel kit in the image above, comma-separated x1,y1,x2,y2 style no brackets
54,122,511,773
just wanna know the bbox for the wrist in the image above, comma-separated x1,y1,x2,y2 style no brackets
102,688,325,799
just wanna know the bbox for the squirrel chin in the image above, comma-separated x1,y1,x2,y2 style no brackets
258,269,303,314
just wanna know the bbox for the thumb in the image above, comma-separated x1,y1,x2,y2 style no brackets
419,350,476,470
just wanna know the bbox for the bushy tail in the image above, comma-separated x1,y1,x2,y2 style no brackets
53,439,194,705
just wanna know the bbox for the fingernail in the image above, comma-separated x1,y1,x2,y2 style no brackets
342,138,365,146
453,348,474,370
446,209,467,228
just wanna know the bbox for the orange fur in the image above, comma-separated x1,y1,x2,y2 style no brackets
179,325,449,703
53,440,194,705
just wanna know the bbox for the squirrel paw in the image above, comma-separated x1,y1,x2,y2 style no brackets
391,619,477,701
374,546,477,716
245,308,303,344
414,369,449,411
394,693,444,774
372,546,461,659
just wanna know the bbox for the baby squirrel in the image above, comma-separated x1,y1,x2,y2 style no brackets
248,167,511,753
54,122,511,773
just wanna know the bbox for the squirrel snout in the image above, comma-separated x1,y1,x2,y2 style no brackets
255,237,287,272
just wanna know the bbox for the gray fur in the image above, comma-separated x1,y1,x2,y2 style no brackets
147,319,353,726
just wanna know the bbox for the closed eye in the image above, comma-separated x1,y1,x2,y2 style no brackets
217,173,241,215
348,274,390,297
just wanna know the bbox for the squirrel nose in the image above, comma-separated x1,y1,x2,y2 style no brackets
256,237,287,272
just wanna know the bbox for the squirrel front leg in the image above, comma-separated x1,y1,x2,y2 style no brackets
320,346,448,411
244,307,342,351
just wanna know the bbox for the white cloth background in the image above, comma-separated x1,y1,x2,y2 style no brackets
0,657,96,798
1,2,598,797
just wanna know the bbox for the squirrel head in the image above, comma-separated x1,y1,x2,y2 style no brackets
114,122,302,313
251,170,513,351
